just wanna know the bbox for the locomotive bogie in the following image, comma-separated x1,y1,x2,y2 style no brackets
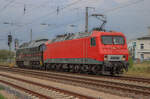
103,61,128,75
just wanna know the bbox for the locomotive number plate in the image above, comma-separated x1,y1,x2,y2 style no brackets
108,55,122,61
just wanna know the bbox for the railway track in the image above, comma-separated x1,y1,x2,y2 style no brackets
3,66,150,84
0,71,95,99
1,66,150,84
114,76,150,84
0,66,150,99
96,75,150,84
0,80,51,99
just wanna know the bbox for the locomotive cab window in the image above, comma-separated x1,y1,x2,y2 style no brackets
101,36,124,45
90,37,96,46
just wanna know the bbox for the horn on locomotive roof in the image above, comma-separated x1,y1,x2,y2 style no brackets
91,14,107,31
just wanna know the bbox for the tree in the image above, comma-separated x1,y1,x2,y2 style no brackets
0,50,14,59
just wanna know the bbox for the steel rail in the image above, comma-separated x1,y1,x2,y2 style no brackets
0,73,95,99
0,80,52,99
0,66,150,98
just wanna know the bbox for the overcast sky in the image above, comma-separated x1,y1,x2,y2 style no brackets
0,0,149,49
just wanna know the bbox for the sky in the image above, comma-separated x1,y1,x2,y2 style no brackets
0,0,149,49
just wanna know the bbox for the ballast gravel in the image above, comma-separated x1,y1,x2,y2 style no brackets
0,71,132,99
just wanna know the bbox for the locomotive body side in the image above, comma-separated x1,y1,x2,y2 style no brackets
44,37,101,64
43,31,129,75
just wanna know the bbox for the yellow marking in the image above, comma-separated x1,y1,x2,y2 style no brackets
9,63,14,68
40,61,43,66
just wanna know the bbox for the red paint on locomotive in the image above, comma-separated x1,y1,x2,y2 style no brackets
43,31,128,62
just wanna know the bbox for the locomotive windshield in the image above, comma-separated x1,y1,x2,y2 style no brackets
101,36,124,45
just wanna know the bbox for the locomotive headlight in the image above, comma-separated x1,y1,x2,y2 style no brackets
104,55,108,61
122,55,126,61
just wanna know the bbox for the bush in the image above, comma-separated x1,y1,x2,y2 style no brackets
147,67,150,73
0,50,15,65
128,57,133,69
0,50,14,60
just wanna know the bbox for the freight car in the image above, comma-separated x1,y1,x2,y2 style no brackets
16,30,129,75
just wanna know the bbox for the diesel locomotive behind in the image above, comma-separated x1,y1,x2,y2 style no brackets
16,39,48,69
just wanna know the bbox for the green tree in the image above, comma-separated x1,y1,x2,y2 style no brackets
129,57,134,69
0,50,14,59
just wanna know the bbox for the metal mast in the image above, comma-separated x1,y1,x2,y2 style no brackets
85,7,95,32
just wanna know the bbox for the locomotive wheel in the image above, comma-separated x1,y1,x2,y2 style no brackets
92,65,100,75
110,67,115,76
62,64,69,72
74,65,80,73
51,64,56,70
81,65,89,73
56,64,62,71
69,65,74,72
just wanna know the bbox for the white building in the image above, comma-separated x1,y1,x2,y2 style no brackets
128,27,150,61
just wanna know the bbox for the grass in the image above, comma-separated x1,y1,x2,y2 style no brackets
125,61,150,78
0,85,5,99
0,61,15,67
0,85,4,91
0,58,15,66
0,94,5,99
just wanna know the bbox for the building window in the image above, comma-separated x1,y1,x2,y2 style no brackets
140,44,144,49
90,37,96,46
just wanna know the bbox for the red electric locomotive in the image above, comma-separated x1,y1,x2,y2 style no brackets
43,30,129,75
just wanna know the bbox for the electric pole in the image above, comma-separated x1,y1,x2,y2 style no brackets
14,38,19,50
85,7,88,32
30,29,32,42
85,7,95,32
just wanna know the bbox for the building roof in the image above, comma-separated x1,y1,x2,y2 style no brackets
137,35,150,40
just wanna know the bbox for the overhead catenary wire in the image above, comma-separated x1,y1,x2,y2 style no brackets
11,0,99,34
0,0,16,23
0,0,93,35
21,0,145,33
101,0,145,14
0,0,60,29
36,0,145,35
13,0,55,16
0,0,15,14
0,0,16,29
10,0,85,34
0,0,146,40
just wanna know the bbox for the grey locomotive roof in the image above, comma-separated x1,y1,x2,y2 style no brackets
51,32,92,43
19,39,48,49
19,32,92,49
